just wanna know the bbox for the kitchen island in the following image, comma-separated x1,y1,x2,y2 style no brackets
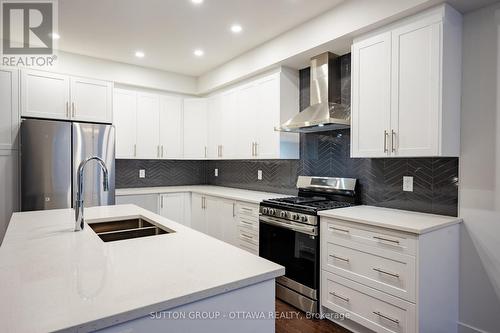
0,205,284,333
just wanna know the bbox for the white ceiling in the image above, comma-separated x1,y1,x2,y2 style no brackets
58,0,345,77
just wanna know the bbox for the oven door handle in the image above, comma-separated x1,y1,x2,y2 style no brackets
260,216,318,236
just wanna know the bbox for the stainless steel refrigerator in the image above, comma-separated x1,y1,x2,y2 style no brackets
21,119,115,211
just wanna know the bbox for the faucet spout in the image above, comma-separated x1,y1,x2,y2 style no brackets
75,156,109,232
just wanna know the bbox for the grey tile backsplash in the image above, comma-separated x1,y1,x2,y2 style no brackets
116,53,459,216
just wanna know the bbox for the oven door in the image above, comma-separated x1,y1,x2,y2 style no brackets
259,215,319,294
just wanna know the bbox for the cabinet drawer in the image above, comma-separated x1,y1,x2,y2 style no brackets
322,241,416,302
238,203,259,218
238,215,259,232
239,241,259,255
322,218,417,256
238,228,259,246
322,271,416,333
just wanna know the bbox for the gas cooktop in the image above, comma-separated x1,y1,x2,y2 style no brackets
263,196,353,211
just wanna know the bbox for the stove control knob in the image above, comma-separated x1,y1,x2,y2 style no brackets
300,215,308,222
268,209,276,215
262,207,268,214
291,213,299,220
280,211,286,218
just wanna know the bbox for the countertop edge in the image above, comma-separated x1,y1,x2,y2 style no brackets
318,207,463,235
71,268,284,332
115,186,288,204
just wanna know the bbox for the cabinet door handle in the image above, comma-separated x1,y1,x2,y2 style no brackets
391,130,396,152
133,144,137,157
254,142,258,156
204,146,207,158
161,145,164,158
160,197,163,209
220,145,223,157
373,311,400,324
373,267,400,278
384,130,388,153
232,203,236,217
66,102,69,118
251,142,255,156
329,292,349,303
71,102,75,117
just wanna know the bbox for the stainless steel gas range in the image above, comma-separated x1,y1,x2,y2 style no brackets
259,176,357,313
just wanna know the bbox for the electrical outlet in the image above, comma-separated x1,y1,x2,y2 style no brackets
214,168,218,177
257,170,263,180
139,169,146,178
403,176,413,192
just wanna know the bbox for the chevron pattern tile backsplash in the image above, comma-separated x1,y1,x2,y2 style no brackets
116,53,458,216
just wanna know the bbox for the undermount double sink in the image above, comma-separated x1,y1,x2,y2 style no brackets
88,218,173,242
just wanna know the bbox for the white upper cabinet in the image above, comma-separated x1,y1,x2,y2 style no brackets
207,95,222,159
0,67,20,150
136,93,160,159
21,70,70,120
70,77,113,123
351,32,392,158
113,89,137,158
114,89,184,160
183,98,208,159
159,96,183,159
206,69,300,160
391,17,440,157
21,69,112,124
351,4,462,158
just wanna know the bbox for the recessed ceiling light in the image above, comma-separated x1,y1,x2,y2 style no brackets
50,32,60,40
230,24,242,34
194,49,204,57
135,51,145,58
191,0,203,4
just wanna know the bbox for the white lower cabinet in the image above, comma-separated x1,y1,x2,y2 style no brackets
159,193,191,227
0,151,18,244
320,217,459,333
236,203,260,255
190,194,237,245
115,194,159,214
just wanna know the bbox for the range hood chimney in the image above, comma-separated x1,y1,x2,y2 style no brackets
276,52,350,133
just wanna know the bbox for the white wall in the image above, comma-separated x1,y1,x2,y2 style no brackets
41,51,198,95
459,3,500,332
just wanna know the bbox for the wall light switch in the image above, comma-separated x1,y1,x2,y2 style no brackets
139,169,146,178
214,168,218,177
403,176,413,192
257,170,263,180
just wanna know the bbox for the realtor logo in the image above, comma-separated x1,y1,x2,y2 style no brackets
1,0,58,66
2,1,53,54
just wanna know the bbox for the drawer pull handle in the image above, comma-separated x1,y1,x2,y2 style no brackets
329,226,350,233
373,267,400,278
329,254,350,262
329,292,349,303
373,236,400,245
240,220,254,226
241,233,254,240
373,311,400,325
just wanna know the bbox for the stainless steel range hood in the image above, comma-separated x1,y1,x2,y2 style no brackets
276,52,350,133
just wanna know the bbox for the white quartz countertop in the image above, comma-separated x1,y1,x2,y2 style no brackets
318,205,462,234
0,205,284,333
116,185,290,204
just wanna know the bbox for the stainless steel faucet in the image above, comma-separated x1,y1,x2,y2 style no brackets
75,156,109,231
